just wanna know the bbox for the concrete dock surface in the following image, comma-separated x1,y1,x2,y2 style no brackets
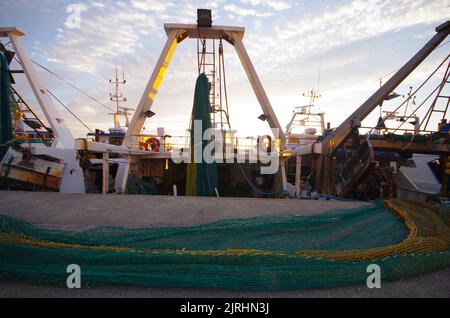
0,190,448,298
0,191,368,230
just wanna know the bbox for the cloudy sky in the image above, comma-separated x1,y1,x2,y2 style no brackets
1,0,449,138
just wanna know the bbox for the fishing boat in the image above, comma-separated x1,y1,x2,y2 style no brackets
0,9,449,297
0,14,449,203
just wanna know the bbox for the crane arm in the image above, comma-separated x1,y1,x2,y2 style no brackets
322,21,450,156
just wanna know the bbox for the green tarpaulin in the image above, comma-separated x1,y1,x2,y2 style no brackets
186,73,219,197
0,52,13,159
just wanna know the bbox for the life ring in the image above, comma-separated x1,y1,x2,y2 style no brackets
257,135,272,153
146,137,160,152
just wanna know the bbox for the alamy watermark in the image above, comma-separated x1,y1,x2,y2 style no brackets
63,262,380,289
64,4,87,29
66,264,81,288
366,264,381,289
171,120,280,175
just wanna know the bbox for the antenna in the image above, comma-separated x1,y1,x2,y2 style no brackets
300,59,323,114
316,56,322,94
302,89,321,106
402,86,416,116
109,58,129,128
122,58,126,84
110,58,127,112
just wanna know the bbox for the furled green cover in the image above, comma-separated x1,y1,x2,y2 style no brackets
186,73,218,196
0,52,13,159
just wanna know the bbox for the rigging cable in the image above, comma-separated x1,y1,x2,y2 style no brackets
10,55,96,133
12,55,115,113
10,86,48,129
365,53,450,138
6,42,114,123
365,57,450,169
421,61,450,131
215,40,291,198
237,161,292,198
46,89,94,134
217,40,231,131
393,83,441,134
220,41,231,130
371,40,450,87
218,40,223,130
10,86,51,141
365,62,446,147
320,40,450,97
390,54,450,133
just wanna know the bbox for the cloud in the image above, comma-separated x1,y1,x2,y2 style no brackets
239,0,449,87
51,9,157,72
91,1,106,8
240,0,293,11
207,0,224,9
11,0,450,137
276,0,449,49
130,0,175,12
224,3,273,17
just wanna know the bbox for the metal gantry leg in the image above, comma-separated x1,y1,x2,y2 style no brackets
4,28,85,193
102,152,109,194
295,155,302,196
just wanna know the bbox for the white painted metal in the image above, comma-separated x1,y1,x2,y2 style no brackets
0,27,25,37
229,31,285,142
295,155,302,195
75,139,130,153
290,142,322,156
114,29,181,193
164,24,244,40
124,24,284,144
279,157,288,193
29,147,85,193
323,21,449,155
102,152,109,194
173,184,178,196
2,27,85,193
8,31,75,149
116,23,286,193
124,29,181,148
124,24,284,145
114,155,131,193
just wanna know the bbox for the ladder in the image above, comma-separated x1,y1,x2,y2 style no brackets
286,157,297,184
197,39,217,126
10,86,51,140
422,60,450,131
335,139,375,196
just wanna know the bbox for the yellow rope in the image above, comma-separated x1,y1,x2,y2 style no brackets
294,200,450,261
0,200,449,260
0,233,284,256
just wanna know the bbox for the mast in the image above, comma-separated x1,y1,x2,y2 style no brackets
109,59,128,129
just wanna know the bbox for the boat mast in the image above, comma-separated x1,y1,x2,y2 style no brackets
109,59,128,128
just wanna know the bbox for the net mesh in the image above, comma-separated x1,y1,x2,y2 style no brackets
0,200,449,291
